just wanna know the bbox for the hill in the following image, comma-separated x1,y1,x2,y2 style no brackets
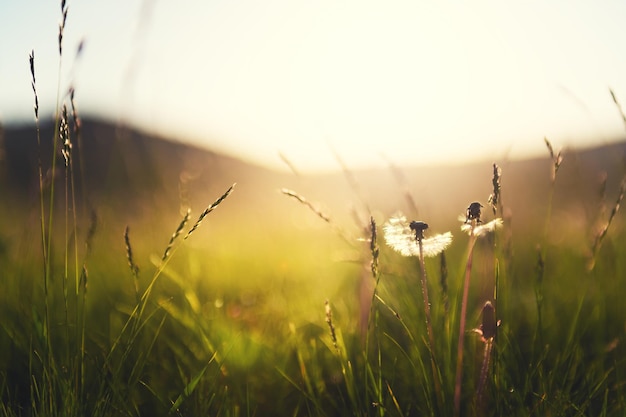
1,117,625,253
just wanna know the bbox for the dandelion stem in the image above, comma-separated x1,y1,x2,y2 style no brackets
417,239,443,412
454,224,477,417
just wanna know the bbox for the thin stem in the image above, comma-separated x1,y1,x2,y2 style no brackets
476,338,494,412
454,224,477,417
365,217,383,415
417,238,443,411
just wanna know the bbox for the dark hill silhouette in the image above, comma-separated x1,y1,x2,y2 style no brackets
1,118,625,246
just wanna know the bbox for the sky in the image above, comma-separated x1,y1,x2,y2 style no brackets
1,1,626,173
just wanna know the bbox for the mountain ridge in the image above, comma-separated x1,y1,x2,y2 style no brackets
2,118,625,241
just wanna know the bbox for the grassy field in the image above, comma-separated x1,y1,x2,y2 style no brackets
2,3,626,416
2,116,626,417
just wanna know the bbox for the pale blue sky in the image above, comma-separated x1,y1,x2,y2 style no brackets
2,1,626,172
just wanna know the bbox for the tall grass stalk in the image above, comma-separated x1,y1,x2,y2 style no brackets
28,50,56,405
324,300,362,413
541,137,562,249
94,185,233,414
110,183,235,362
610,88,626,130
364,217,384,415
27,1,88,414
29,51,47,275
98,184,235,409
536,138,562,349
587,90,626,270
125,225,141,303
488,163,504,413
281,188,354,246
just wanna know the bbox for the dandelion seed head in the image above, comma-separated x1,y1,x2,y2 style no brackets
383,214,452,257
421,232,454,257
461,218,503,236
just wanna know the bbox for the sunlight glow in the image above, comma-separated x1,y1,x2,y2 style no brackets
2,1,626,172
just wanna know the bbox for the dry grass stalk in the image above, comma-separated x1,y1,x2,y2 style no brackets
185,183,236,240
124,226,140,301
278,152,300,177
162,209,191,261
29,51,47,260
325,300,338,350
542,138,563,246
58,0,68,56
69,89,80,134
78,210,98,294
544,137,563,182
281,188,353,245
281,188,331,224
610,88,626,130
488,163,502,217
362,216,379,340
589,177,626,269
60,105,72,167
369,216,379,279
124,226,140,279
29,51,39,120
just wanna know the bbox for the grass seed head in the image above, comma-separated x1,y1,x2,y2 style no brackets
545,137,563,180
60,105,72,167
58,0,68,56
369,217,379,278
488,163,502,216
163,208,191,261
325,300,338,350
29,51,39,119
185,183,236,239
124,226,140,278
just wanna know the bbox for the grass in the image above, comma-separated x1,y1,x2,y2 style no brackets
2,2,626,415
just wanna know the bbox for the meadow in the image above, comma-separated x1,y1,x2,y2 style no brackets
2,4,626,416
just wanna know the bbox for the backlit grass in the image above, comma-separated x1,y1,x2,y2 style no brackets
1,2,626,416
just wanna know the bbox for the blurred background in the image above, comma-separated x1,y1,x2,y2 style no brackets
2,0,626,172
2,3,626,414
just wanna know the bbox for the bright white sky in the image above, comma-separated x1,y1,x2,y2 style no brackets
1,1,626,172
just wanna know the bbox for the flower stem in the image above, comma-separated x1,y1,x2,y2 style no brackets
454,226,477,417
418,239,443,412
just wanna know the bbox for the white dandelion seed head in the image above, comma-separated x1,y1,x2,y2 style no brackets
383,214,453,257
461,218,503,237
421,232,454,257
